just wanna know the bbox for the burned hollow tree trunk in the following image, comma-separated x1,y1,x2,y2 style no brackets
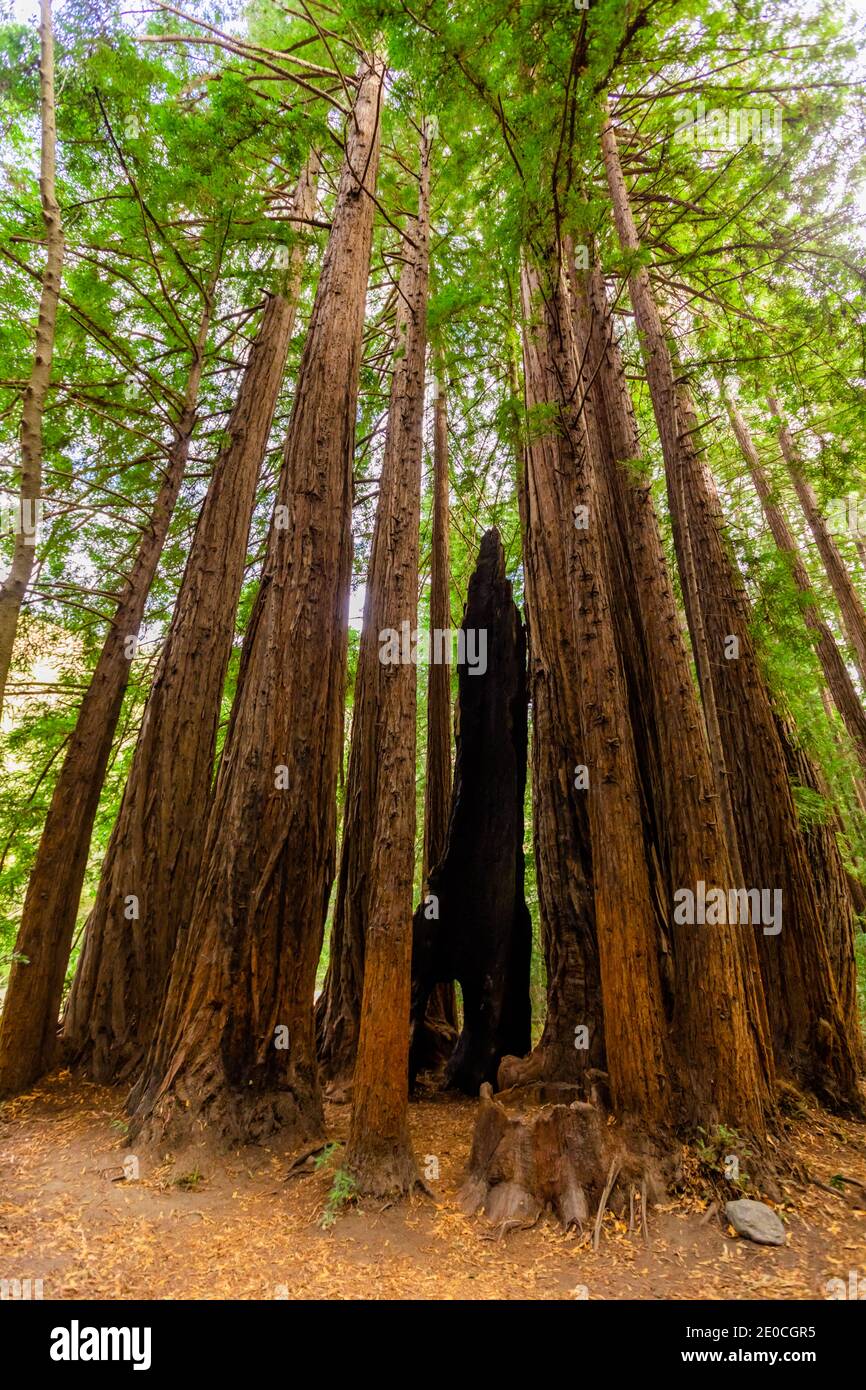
410,526,532,1095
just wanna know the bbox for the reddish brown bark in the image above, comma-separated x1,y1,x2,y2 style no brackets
779,720,862,1069
345,124,431,1195
603,105,861,1106
726,391,866,774
61,184,314,1083
126,61,384,1150
507,258,603,1089
528,250,672,1123
770,395,866,688
574,266,773,1133
0,292,213,1099
418,355,457,1063
315,154,433,1095
0,0,64,712
601,106,860,1111
424,359,453,882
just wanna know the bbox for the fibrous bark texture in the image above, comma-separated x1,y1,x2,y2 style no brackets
600,101,859,1111
62,233,309,1081
415,361,458,1069
126,61,384,1151
0,291,211,1099
507,259,603,1088
572,264,773,1134
345,125,431,1196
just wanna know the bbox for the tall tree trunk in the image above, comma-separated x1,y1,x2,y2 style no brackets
0,292,212,1099
575,265,773,1133
0,0,64,714
726,390,866,772
127,62,384,1150
61,164,315,1084
345,124,431,1196
508,258,603,1087
542,250,672,1123
769,394,866,689
315,164,433,1096
601,106,860,1111
409,528,531,1094
778,719,863,1069
417,353,457,1064
522,247,670,1117
424,357,453,881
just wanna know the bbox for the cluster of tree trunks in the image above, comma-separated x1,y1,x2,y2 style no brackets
3,57,865,1223
0,281,215,1099
597,108,860,1114
61,218,311,1081
126,57,385,1149
726,389,866,774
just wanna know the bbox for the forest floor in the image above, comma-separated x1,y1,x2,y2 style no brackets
1,1074,865,1301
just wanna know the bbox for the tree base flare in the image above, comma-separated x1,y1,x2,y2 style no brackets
127,1060,324,1156
346,1136,421,1199
458,1081,664,1234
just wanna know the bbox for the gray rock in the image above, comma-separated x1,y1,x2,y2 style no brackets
724,1198,786,1246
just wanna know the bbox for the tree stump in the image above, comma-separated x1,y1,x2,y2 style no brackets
458,1081,655,1233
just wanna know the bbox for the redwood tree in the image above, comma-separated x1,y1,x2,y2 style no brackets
61,164,314,1083
573,264,773,1133
345,123,431,1195
600,100,859,1109
0,283,214,1099
770,394,866,689
0,0,64,713
505,258,603,1089
127,60,384,1149
726,388,866,773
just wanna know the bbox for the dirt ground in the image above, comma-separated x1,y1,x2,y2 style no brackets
1,1074,865,1301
